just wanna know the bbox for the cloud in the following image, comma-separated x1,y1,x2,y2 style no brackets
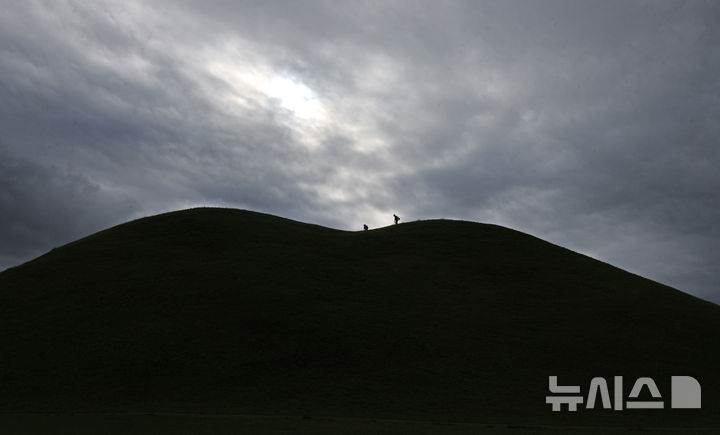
1,0,718,302
0,148,137,267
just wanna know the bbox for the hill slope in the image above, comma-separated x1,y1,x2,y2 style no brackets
0,208,718,427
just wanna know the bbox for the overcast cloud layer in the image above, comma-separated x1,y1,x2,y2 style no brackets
1,0,718,303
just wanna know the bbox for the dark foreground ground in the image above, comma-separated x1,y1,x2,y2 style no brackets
1,208,719,432
0,413,718,435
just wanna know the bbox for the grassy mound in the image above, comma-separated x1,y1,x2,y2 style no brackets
1,207,718,428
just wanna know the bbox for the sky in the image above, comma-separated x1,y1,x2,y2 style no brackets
1,0,719,303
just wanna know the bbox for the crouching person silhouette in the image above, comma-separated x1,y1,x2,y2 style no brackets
363,224,368,231
393,214,400,225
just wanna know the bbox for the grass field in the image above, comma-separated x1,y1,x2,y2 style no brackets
1,208,718,432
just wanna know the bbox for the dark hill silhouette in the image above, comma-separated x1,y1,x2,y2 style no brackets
1,207,719,430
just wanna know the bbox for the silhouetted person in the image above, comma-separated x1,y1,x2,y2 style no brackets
363,224,368,231
393,214,400,225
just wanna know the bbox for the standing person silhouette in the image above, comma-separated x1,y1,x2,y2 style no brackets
393,214,400,225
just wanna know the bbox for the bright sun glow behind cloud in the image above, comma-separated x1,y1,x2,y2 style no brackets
268,77,322,119
206,55,325,122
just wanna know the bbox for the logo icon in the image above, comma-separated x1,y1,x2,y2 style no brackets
546,376,701,411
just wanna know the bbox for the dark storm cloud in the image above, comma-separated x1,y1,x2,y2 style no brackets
1,1,718,302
